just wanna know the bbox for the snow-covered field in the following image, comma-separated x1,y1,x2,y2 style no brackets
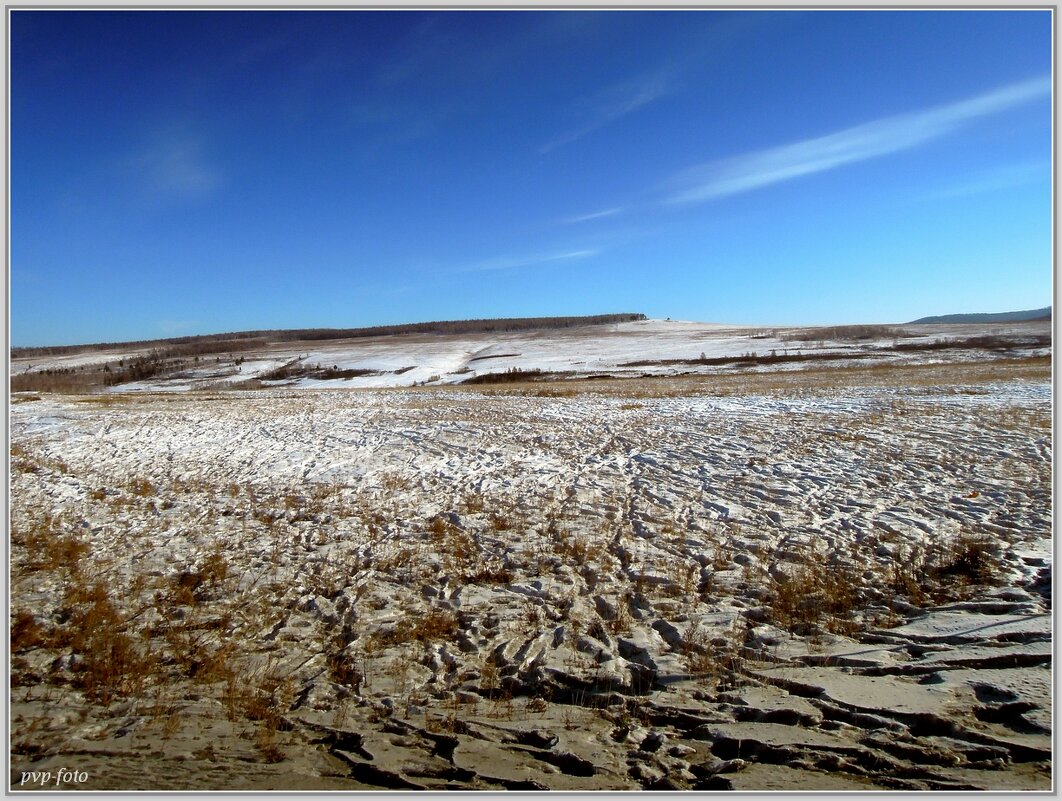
8,346,1052,790
11,318,1052,391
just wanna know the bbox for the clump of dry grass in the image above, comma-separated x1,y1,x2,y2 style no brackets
427,514,453,539
369,609,460,650
436,525,479,577
376,547,416,573
11,609,45,653
56,579,157,704
10,442,71,476
161,614,233,681
379,471,413,493
164,549,230,607
935,532,1002,587
461,492,486,514
550,524,605,567
604,593,634,636
489,511,513,531
681,619,748,691
411,609,461,643
325,632,363,691
11,510,92,583
681,622,714,675
888,530,1005,607
470,562,515,584
662,560,700,599
128,477,155,497
230,665,295,763
479,653,501,699
768,552,862,634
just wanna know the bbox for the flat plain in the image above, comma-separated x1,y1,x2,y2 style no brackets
9,320,1052,790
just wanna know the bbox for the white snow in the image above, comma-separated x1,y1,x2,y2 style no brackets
14,318,1049,392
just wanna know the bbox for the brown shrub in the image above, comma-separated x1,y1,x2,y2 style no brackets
489,512,512,531
470,563,514,584
11,610,44,652
370,609,459,649
13,514,89,575
934,532,1001,587
461,492,486,514
769,556,861,633
128,477,155,497
61,581,155,704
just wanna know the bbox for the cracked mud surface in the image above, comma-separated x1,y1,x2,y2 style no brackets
9,360,1051,790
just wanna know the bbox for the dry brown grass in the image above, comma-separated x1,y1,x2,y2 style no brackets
460,492,486,514
470,561,515,584
887,530,1005,607
604,594,634,636
768,553,862,634
433,355,1050,401
12,514,90,575
439,528,479,577
681,622,714,675
989,406,1052,432
164,550,230,607
488,510,514,531
325,634,363,690
128,477,155,496
8,352,1048,779
10,443,72,476
369,609,460,650
932,532,1004,593
551,525,605,567
379,471,413,492
427,514,453,539
11,610,45,653
57,580,157,704
11,371,104,394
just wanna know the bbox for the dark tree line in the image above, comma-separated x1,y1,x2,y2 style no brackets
12,314,647,359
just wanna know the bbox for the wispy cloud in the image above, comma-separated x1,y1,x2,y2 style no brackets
373,15,449,88
541,69,675,154
916,161,1049,203
561,207,624,225
344,100,442,160
158,319,198,335
127,133,221,202
665,76,1050,205
459,249,599,274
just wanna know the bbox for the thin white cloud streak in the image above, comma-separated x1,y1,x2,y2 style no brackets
374,16,448,87
128,134,221,201
541,70,674,154
916,161,1049,203
458,249,599,274
666,76,1050,205
561,207,624,224
158,319,199,335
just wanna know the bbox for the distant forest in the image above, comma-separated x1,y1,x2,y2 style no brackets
12,314,648,359
908,307,1050,325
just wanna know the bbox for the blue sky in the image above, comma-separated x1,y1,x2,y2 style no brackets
11,9,1053,346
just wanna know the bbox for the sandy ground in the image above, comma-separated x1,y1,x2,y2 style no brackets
8,356,1052,791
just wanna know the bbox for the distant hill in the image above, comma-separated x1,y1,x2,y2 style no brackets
11,313,648,358
908,307,1051,325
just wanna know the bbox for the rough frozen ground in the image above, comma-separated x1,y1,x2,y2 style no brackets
9,361,1051,791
